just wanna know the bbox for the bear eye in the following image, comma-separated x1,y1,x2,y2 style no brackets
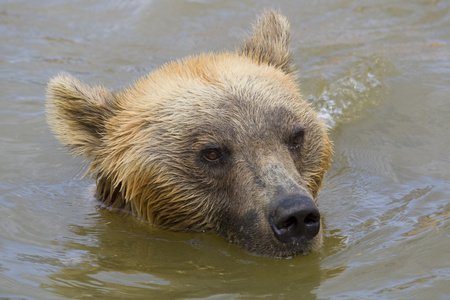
201,147,225,163
204,149,221,161
199,143,231,172
290,129,305,149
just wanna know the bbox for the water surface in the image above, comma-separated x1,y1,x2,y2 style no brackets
1,0,449,299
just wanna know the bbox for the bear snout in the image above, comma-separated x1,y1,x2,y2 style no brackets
269,196,320,244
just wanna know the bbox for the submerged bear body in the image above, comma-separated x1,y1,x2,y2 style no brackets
46,11,332,258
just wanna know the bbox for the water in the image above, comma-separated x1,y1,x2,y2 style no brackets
1,0,449,299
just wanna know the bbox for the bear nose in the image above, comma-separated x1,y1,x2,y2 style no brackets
270,196,320,243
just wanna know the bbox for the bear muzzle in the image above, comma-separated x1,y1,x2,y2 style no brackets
269,195,320,244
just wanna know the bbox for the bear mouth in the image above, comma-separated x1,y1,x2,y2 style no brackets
239,231,323,258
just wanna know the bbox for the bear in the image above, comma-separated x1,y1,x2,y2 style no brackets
46,10,333,258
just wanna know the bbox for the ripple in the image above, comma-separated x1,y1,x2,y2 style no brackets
306,56,397,129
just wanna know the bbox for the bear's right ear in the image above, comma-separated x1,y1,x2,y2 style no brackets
46,73,118,159
241,10,293,74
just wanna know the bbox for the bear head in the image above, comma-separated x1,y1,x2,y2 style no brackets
46,11,333,258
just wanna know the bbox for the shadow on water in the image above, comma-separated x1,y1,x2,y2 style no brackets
40,205,346,299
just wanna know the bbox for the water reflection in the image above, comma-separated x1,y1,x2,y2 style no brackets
42,208,346,299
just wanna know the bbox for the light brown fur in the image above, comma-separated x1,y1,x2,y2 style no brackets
46,11,332,257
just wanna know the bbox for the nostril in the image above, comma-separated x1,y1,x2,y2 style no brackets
304,213,319,225
282,216,297,230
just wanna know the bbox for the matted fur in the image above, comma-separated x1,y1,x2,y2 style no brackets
46,11,333,257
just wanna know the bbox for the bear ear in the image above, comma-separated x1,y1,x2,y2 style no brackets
46,73,117,159
241,10,293,74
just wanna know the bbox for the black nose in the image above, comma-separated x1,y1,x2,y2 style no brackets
270,196,320,243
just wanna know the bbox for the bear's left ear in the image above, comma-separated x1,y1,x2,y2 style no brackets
241,10,293,74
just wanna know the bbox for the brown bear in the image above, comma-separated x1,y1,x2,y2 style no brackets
46,11,333,258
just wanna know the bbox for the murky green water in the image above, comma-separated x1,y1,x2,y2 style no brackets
1,0,449,299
